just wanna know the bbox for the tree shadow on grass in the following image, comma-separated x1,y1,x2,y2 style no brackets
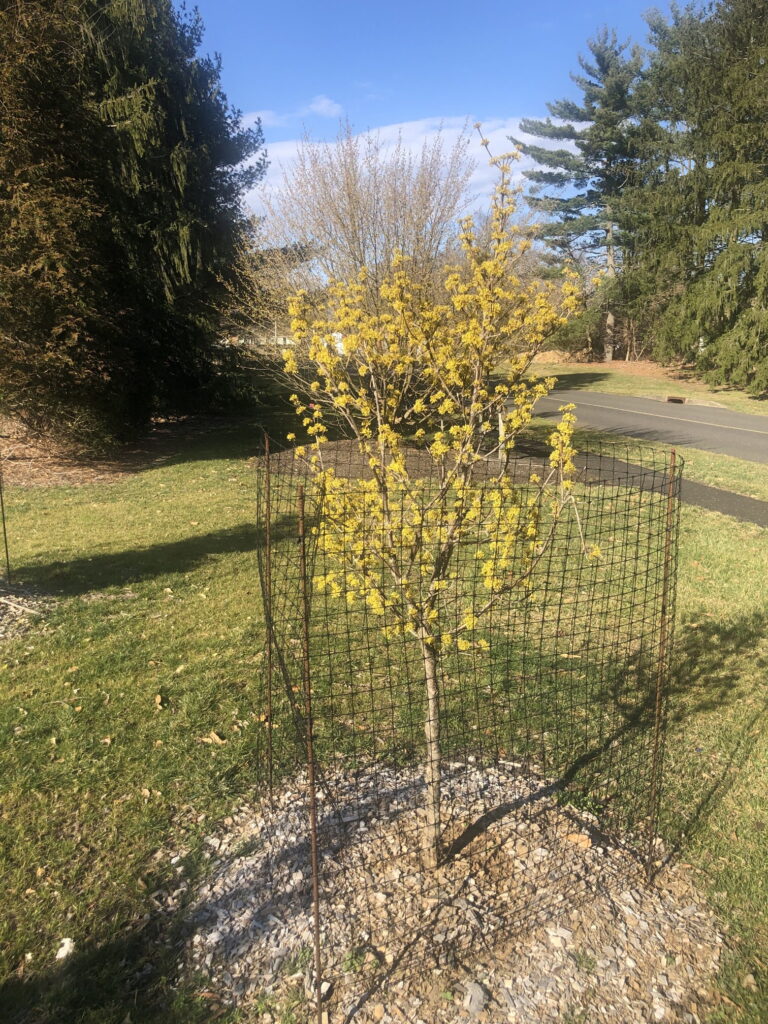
545,371,611,391
125,408,296,472
0,907,233,1024
15,518,297,598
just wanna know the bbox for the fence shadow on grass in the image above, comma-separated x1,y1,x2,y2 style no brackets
661,610,768,853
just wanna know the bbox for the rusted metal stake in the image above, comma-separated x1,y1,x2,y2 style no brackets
0,455,10,585
263,436,274,802
298,485,324,1024
646,449,678,881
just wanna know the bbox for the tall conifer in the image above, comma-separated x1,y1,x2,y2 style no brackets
627,0,768,393
0,0,266,444
511,30,643,271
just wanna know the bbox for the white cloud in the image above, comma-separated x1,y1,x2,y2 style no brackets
245,115,539,214
242,109,288,129
305,94,344,118
241,94,344,134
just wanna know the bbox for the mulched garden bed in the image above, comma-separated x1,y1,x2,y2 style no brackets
175,762,722,1023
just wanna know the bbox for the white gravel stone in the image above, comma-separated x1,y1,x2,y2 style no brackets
166,762,723,1023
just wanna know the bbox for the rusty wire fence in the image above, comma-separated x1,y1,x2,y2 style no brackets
0,453,10,585
252,436,682,1022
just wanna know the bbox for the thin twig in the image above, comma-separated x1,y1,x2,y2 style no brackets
0,596,41,616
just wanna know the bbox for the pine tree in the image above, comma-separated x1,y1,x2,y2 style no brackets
0,0,109,441
0,0,266,445
511,29,643,272
627,0,768,394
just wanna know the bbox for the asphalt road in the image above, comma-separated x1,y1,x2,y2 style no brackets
536,390,768,465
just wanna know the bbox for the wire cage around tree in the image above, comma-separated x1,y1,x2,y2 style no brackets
248,435,682,1023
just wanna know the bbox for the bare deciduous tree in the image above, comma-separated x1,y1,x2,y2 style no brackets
265,121,476,295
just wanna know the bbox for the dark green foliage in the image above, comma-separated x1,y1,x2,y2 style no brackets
624,0,768,394
510,30,645,359
590,0,768,392
0,0,266,447
527,2,768,391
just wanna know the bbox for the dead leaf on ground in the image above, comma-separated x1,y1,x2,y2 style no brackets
200,730,226,746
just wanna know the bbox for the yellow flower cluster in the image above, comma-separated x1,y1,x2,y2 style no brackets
548,403,578,495
284,158,581,651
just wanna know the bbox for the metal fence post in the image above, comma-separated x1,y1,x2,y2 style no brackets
263,435,274,801
298,484,324,1024
646,448,678,880
0,454,10,585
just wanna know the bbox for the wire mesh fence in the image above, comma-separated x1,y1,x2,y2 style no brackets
253,436,682,1022
0,452,11,585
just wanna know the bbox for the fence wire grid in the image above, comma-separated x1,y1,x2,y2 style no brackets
252,435,682,1022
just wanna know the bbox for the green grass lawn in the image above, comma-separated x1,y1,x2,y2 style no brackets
530,361,768,418
1,422,767,1022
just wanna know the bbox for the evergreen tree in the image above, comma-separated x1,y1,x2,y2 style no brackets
511,29,643,272
627,0,768,394
0,0,266,445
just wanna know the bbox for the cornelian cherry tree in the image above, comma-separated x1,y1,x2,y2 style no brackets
283,153,582,869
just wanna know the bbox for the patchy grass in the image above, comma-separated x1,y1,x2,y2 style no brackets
529,361,768,418
668,449,768,503
0,424,766,1022
0,425,266,1023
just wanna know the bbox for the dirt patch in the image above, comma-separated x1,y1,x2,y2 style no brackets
0,415,251,488
531,349,574,364
0,583,51,643
545,360,688,381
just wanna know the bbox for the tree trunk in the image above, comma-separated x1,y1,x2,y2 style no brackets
604,310,615,362
606,218,616,279
420,635,442,870
604,215,616,362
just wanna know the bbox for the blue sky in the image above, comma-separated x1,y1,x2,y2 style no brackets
187,0,675,208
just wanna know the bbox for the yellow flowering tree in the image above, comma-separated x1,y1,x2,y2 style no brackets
284,152,581,870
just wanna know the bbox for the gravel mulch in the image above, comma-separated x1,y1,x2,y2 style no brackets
174,762,723,1023
0,584,50,642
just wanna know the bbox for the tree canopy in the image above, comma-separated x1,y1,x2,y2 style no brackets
265,123,475,299
0,0,266,445
625,0,768,393
511,29,643,271
521,1,768,392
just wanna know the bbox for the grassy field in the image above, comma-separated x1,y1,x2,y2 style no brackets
0,421,767,1022
531,361,768,418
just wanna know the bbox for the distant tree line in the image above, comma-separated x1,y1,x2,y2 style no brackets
514,0,768,395
3,0,765,449
0,0,265,447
